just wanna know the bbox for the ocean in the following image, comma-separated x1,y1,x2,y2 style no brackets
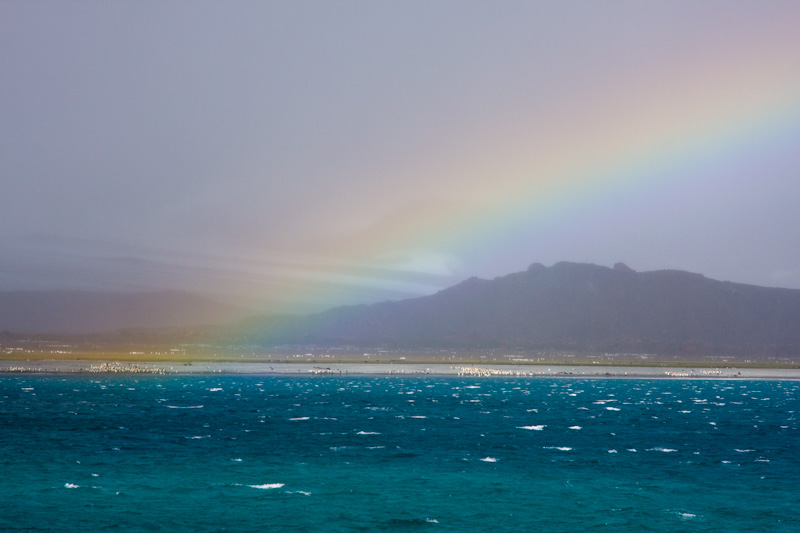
1,375,798,531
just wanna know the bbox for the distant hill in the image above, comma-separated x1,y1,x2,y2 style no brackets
236,262,800,357
0,290,250,334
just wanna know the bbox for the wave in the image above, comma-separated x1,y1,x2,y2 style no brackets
384,517,439,527
248,483,284,490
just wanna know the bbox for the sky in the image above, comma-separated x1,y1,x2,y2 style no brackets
2,1,800,314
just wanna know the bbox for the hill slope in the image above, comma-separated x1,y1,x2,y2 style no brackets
0,290,250,334
241,262,800,356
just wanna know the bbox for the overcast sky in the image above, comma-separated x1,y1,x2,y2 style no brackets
2,1,800,313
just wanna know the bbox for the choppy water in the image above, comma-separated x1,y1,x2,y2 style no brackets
1,375,798,531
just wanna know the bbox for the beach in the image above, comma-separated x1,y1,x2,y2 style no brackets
2,360,799,379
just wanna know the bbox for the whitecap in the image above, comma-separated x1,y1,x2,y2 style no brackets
605,407,621,411
678,512,697,519
648,448,677,452
569,426,582,430
608,449,618,453
479,457,497,462
426,518,439,523
248,483,284,490
287,490,311,496
544,446,572,451
231,458,243,462
735,449,754,453
518,425,545,431
289,417,310,421
209,388,223,392
357,431,380,435
165,405,204,409
64,483,79,489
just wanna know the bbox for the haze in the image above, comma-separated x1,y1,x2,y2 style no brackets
2,1,799,313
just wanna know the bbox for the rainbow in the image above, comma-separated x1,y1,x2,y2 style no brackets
251,63,800,315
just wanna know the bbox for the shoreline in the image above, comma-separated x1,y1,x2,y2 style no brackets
2,360,800,379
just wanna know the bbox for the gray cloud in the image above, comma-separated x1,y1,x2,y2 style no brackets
2,1,799,312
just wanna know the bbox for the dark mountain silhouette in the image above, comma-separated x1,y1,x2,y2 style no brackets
236,262,800,357
0,290,250,334
5,263,800,358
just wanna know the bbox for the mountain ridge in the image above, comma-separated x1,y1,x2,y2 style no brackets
235,262,800,357
0,290,250,334
3,262,800,359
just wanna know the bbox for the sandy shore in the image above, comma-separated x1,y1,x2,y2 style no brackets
2,360,799,379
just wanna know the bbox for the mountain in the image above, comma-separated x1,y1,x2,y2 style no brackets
238,262,800,357
0,290,250,334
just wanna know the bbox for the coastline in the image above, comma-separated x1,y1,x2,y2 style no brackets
2,360,800,379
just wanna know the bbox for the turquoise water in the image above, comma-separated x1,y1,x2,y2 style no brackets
1,375,798,531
